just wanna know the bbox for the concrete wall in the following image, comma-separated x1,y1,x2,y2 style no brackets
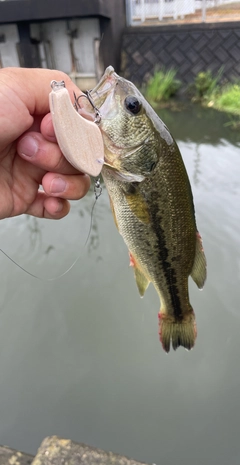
0,18,102,89
98,1,126,73
0,24,20,67
30,18,101,74
0,0,126,76
0,0,112,23
120,21,240,86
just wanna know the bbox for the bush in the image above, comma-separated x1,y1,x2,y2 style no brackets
146,68,181,102
191,69,240,116
216,83,240,113
191,70,223,101
194,71,217,98
214,83,240,115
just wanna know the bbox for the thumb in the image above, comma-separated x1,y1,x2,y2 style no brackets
0,68,82,146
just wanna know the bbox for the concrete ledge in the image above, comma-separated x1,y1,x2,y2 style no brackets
32,436,149,465
0,0,112,24
0,444,33,464
0,436,151,465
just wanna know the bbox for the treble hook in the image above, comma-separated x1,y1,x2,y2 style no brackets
85,90,102,124
73,91,101,124
73,92,88,111
85,90,100,113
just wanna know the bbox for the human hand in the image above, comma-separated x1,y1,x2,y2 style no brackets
0,67,91,220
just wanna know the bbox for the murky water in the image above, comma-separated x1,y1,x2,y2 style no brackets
0,105,240,465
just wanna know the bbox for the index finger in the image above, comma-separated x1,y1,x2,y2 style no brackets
0,68,83,148
1,67,82,116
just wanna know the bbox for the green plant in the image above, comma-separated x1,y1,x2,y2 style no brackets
214,83,240,115
146,68,181,102
193,69,222,100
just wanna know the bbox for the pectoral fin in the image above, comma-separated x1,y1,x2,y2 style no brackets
109,196,119,230
191,232,207,289
125,192,150,224
129,252,150,297
104,163,145,182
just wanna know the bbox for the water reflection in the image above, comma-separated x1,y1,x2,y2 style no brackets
193,144,202,186
159,103,240,147
0,184,105,277
0,105,240,465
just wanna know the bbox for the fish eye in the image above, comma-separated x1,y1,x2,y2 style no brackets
124,96,142,115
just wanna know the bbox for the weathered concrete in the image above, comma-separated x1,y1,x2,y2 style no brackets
0,0,126,72
32,436,150,465
0,444,33,465
0,437,151,465
0,0,111,23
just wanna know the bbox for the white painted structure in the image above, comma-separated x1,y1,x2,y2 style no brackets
0,18,101,89
126,0,240,24
128,0,195,22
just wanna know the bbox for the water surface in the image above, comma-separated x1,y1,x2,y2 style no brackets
0,105,239,465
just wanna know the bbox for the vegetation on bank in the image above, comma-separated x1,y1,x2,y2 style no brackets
208,83,240,115
190,69,222,102
145,68,240,119
145,68,181,103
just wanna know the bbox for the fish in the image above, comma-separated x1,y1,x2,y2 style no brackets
85,66,207,352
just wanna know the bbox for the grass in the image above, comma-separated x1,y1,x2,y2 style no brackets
190,69,240,118
145,68,181,103
144,67,240,123
212,83,240,115
190,69,222,102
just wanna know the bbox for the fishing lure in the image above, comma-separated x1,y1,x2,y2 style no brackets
49,80,104,177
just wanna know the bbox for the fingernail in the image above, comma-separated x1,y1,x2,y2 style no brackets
55,200,64,212
18,136,38,158
50,177,67,194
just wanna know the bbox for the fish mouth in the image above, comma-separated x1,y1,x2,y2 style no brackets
81,67,145,183
75,66,118,118
91,66,117,95
88,66,118,110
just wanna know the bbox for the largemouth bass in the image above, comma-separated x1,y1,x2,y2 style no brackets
86,66,207,352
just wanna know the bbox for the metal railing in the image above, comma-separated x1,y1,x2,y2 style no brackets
126,0,240,25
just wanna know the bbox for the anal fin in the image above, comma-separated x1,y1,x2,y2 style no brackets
129,252,150,297
191,231,207,289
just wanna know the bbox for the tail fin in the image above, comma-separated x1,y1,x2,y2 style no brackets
158,312,197,353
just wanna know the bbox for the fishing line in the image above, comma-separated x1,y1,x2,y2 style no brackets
0,90,103,281
0,178,102,281
84,178,102,247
